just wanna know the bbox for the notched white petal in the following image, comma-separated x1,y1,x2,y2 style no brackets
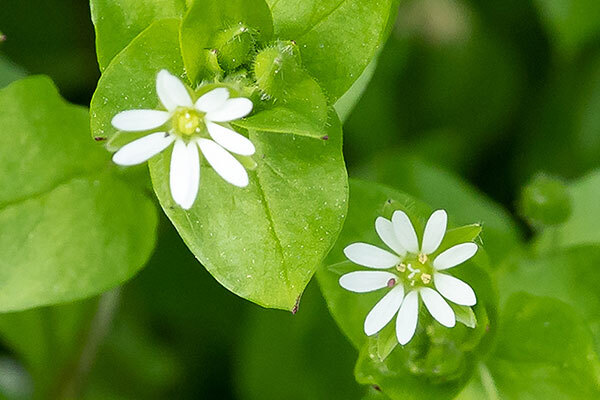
421,209,447,254
343,243,401,269
170,139,200,210
205,98,253,122
339,271,398,293
156,70,193,111
433,242,478,271
195,87,230,113
396,290,419,345
364,285,405,336
112,132,174,166
434,273,477,306
111,110,170,132
197,138,249,187
206,122,255,156
420,287,455,328
375,217,406,256
392,210,420,253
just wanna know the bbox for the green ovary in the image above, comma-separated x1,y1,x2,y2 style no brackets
174,108,203,136
396,253,434,287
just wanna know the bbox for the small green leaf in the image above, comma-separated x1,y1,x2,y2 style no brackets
267,0,399,101
0,77,157,311
149,109,348,310
89,0,187,71
451,304,477,329
180,0,273,83
233,106,325,139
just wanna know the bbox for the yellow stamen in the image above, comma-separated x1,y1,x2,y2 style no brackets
421,273,432,284
418,253,428,264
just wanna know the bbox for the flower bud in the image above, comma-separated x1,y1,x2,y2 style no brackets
212,23,256,72
253,40,303,99
519,174,572,227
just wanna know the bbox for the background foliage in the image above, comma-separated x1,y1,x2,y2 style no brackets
1,0,600,398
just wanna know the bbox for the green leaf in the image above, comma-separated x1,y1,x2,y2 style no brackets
149,109,348,310
470,293,600,399
180,0,273,83
451,304,477,329
0,77,157,311
267,0,398,101
497,245,600,354
357,153,522,264
232,106,326,139
533,0,600,55
89,0,187,71
90,19,184,143
317,180,497,400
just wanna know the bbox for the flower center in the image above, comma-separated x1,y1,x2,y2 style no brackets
396,253,433,287
174,108,203,136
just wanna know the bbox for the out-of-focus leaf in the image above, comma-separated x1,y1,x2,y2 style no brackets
236,283,366,400
0,77,158,311
0,55,26,88
457,293,600,399
90,0,187,71
0,299,98,399
533,0,600,55
497,245,600,354
266,0,399,101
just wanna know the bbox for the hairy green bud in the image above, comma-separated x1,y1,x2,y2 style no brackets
253,40,303,99
212,23,256,72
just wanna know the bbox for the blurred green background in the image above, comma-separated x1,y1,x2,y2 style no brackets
1,0,599,398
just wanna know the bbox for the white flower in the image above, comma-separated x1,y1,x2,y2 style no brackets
111,70,255,209
339,209,478,345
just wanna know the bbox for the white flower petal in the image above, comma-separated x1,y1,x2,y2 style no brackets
156,70,193,111
205,98,253,122
170,139,200,210
396,290,419,345
434,273,477,306
195,88,230,113
391,210,420,253
111,110,170,132
420,287,455,328
339,271,398,293
375,217,406,256
364,285,405,336
433,243,478,271
343,243,401,269
197,138,249,187
206,122,255,156
112,132,174,166
421,209,447,254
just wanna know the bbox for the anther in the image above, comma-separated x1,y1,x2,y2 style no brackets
387,278,396,288
418,253,428,264
421,273,432,284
